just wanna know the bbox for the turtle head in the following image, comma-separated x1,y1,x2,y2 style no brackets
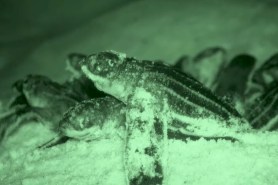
80,50,131,101
81,50,126,79
58,97,125,141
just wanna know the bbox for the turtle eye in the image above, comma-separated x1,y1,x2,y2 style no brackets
87,51,120,75
97,51,120,66
84,51,126,78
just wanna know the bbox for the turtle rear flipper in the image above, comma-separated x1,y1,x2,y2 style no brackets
214,54,256,101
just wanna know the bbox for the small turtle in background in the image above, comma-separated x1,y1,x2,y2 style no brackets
173,49,278,131
173,48,256,114
174,47,228,90
0,74,80,143
176,49,278,131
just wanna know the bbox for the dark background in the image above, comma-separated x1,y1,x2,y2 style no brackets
0,0,278,100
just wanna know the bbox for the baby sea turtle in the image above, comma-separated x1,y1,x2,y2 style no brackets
79,50,250,185
40,49,247,149
174,48,255,102
39,96,126,148
174,47,228,90
0,74,80,143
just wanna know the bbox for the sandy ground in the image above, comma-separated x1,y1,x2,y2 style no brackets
0,123,278,185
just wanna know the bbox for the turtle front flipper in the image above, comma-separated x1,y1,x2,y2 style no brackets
125,118,164,185
124,91,168,185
